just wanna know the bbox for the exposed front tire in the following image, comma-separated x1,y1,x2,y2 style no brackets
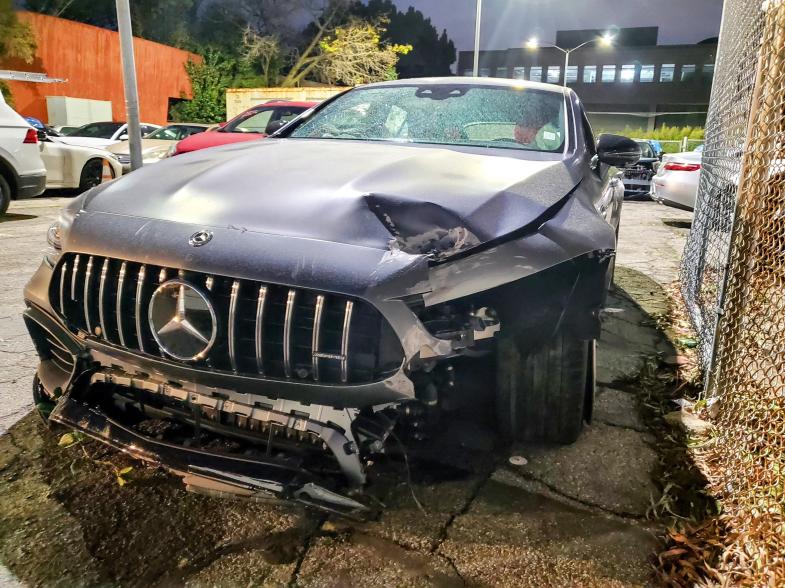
0,175,11,216
79,159,104,192
496,328,592,444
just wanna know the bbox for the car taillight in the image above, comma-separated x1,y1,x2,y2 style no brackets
23,128,38,144
664,162,701,172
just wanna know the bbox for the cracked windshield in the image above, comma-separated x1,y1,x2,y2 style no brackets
292,85,566,152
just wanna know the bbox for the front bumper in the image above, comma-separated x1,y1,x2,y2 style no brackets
24,301,374,517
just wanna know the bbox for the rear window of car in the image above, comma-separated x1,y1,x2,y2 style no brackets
290,84,567,153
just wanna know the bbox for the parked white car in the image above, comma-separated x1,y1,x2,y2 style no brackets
0,93,47,215
106,123,209,173
651,150,702,211
39,132,122,191
56,121,160,149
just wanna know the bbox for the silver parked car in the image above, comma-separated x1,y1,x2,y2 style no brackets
651,149,702,211
24,78,640,516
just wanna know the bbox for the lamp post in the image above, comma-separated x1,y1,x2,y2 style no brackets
472,0,483,76
526,33,615,86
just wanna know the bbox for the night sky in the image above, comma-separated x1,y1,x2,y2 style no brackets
391,0,724,51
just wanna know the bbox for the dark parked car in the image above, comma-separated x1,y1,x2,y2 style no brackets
622,139,660,198
24,78,639,516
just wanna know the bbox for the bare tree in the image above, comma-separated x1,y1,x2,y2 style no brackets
242,27,283,85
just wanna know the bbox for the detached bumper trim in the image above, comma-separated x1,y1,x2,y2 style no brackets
49,395,371,518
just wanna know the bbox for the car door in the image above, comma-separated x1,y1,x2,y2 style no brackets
39,138,70,188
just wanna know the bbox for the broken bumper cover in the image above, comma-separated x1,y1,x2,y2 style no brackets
49,393,372,518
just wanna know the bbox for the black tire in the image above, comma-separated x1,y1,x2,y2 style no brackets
0,174,11,216
496,329,592,444
79,159,104,192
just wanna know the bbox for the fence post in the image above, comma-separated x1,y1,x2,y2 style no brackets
682,136,689,151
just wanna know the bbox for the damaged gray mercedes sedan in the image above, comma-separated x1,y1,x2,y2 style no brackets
23,78,640,517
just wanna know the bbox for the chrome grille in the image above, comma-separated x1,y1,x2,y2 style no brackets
50,253,404,384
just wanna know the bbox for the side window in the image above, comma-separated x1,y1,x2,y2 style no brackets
142,125,157,136
581,111,596,156
236,110,274,133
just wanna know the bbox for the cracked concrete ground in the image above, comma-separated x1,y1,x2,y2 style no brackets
0,197,693,587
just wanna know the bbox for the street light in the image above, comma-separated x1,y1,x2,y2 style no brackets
526,33,615,86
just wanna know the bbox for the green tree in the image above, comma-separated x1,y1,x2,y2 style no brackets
0,0,37,105
351,0,456,77
170,50,236,123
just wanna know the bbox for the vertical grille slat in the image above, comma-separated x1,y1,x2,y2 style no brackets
70,254,80,301
58,261,68,315
50,253,402,385
312,294,325,381
254,285,267,375
83,255,94,335
283,289,297,378
98,258,110,340
228,280,240,372
116,261,127,347
341,301,354,383
135,265,147,354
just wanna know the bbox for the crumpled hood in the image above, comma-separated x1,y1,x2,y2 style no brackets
84,138,580,258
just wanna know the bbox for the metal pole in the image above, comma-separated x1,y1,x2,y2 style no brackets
116,0,143,171
563,50,570,86
473,0,482,76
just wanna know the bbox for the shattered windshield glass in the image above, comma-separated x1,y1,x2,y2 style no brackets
291,84,567,153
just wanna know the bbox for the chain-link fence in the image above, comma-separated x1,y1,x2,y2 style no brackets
681,0,785,536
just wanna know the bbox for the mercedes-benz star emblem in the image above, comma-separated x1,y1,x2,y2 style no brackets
148,279,217,361
189,230,213,247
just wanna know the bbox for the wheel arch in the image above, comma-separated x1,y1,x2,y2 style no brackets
0,155,19,198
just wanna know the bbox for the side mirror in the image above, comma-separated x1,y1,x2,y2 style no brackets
596,134,641,168
118,133,129,140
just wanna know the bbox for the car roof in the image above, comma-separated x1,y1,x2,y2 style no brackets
251,100,319,109
356,76,569,96
164,122,210,127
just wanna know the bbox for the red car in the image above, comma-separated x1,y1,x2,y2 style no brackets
172,100,317,155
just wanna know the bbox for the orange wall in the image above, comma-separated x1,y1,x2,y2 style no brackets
2,12,200,125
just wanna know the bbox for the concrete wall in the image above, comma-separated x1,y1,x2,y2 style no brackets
1,12,200,125
226,87,348,119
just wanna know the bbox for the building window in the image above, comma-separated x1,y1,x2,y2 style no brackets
702,63,715,79
620,64,636,83
583,65,597,83
529,66,543,82
495,66,508,78
565,65,578,84
660,64,675,82
601,65,616,82
547,66,561,84
640,64,655,82
513,66,526,80
479,67,491,77
681,64,696,81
